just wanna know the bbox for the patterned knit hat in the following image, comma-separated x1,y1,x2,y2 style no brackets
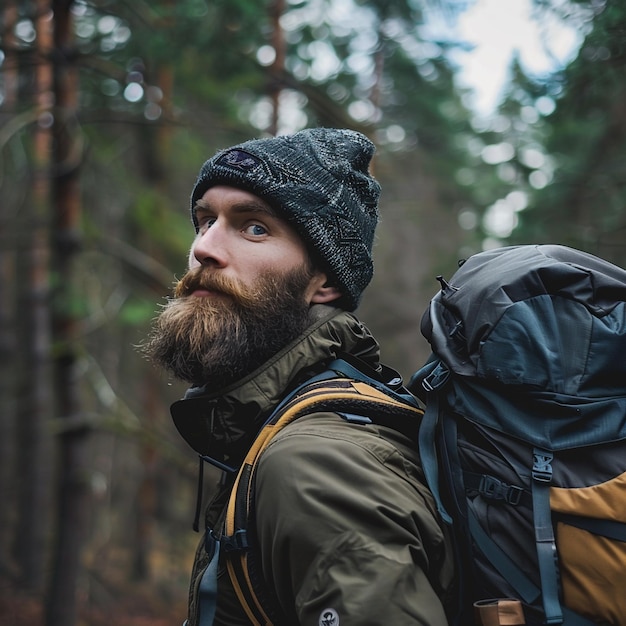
190,128,380,310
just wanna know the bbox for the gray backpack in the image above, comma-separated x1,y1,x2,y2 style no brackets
411,244,626,626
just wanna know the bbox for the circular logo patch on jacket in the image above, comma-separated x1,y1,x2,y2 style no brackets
319,608,339,626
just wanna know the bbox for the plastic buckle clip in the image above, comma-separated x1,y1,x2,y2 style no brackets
532,451,554,483
421,362,450,392
221,529,249,553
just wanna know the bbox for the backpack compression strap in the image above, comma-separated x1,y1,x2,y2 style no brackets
223,375,424,626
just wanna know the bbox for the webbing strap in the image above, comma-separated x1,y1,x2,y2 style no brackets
531,448,563,625
326,357,417,407
226,553,273,626
467,510,540,605
417,360,452,524
327,358,382,387
557,513,626,542
418,394,452,524
198,538,220,625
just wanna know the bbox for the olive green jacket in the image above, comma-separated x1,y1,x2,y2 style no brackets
176,305,455,626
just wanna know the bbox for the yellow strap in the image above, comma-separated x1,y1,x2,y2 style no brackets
226,555,273,626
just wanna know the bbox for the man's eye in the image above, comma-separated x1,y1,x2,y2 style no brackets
198,216,216,231
246,223,267,236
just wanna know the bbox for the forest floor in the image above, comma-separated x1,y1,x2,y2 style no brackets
0,524,196,625
0,574,188,626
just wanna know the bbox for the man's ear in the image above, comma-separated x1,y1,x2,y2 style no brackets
308,273,342,304
310,284,342,304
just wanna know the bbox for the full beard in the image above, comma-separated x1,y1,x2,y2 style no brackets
142,264,315,388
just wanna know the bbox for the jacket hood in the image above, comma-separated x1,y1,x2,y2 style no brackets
170,305,380,470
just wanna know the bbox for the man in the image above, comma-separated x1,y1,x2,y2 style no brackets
144,128,455,625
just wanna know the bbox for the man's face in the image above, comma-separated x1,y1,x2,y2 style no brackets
143,186,339,387
189,185,322,298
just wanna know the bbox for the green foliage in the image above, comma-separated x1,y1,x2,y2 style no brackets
130,187,190,254
509,0,626,267
119,295,160,326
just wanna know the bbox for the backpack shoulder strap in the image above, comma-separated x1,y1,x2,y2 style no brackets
223,361,424,625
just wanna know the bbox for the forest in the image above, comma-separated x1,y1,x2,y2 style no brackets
0,1,624,624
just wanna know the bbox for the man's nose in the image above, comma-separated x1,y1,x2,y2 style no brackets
191,223,228,268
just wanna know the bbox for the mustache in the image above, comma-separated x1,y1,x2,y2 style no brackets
175,267,235,297
173,267,259,307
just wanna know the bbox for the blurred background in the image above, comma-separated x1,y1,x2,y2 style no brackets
1,1,624,624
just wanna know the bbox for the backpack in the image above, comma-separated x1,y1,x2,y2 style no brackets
410,244,626,626
173,355,425,626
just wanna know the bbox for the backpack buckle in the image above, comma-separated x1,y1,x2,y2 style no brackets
479,475,524,506
506,485,523,506
532,451,554,483
221,529,249,552
421,362,450,392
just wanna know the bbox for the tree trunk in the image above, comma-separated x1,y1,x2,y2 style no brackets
45,1,91,625
0,0,19,580
0,242,17,581
13,0,55,593
268,0,286,136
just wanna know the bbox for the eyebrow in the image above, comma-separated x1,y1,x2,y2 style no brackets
193,197,278,218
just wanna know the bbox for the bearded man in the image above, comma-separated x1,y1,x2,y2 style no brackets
144,128,455,625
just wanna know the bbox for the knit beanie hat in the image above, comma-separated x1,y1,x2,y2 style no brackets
190,127,380,311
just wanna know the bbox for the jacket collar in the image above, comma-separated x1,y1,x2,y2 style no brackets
170,305,381,470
